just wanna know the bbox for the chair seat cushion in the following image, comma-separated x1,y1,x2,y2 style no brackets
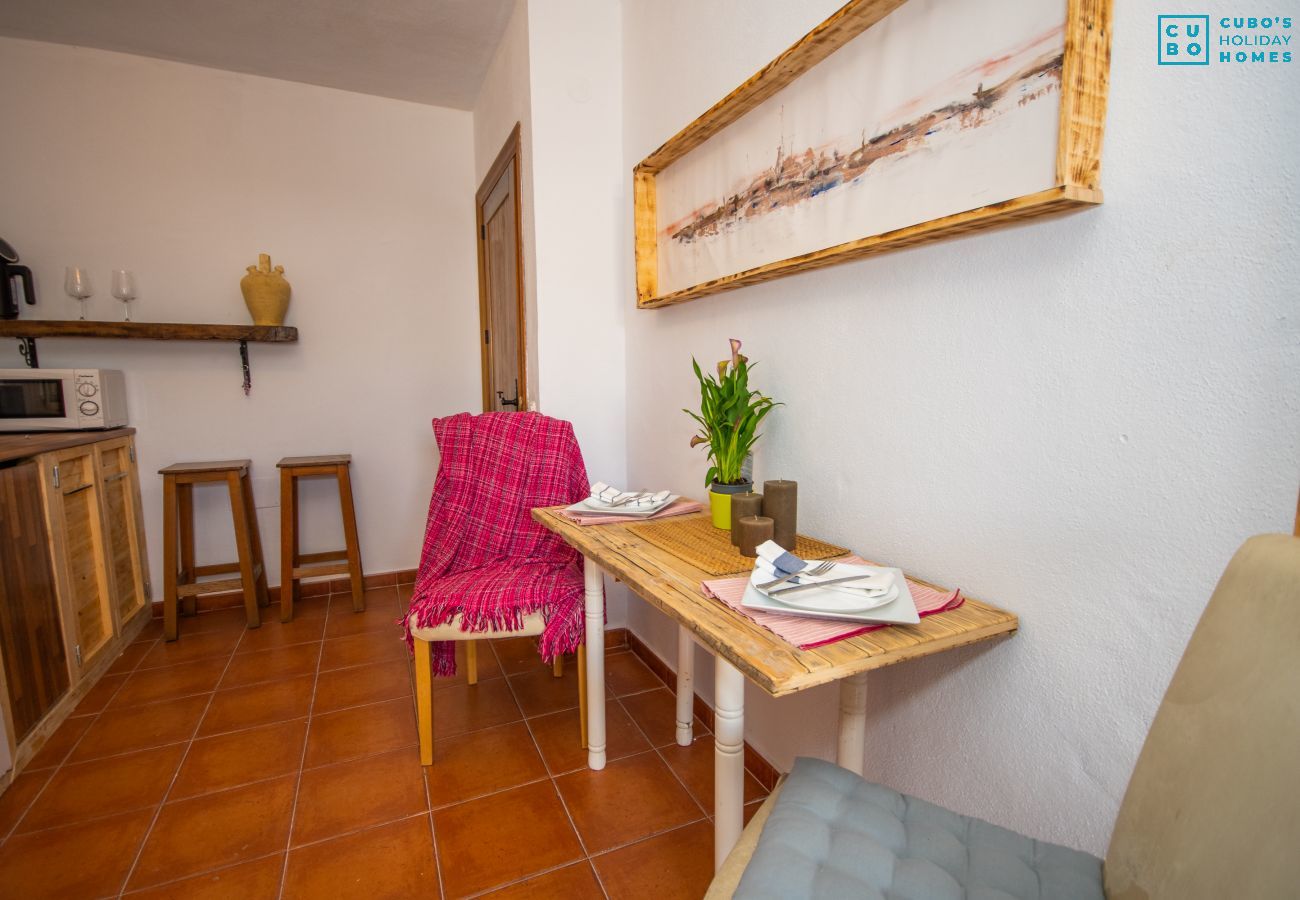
735,758,1102,900
407,609,546,641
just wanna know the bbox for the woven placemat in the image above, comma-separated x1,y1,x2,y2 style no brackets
628,514,850,576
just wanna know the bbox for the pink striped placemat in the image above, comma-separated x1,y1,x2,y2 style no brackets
559,497,705,526
701,555,964,650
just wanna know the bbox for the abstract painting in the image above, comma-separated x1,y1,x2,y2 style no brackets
634,0,1112,308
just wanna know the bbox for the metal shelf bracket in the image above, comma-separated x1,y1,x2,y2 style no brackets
17,337,38,368
239,340,251,395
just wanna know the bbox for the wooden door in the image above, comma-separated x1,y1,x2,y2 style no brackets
97,437,150,627
40,448,115,679
476,124,527,413
0,461,70,743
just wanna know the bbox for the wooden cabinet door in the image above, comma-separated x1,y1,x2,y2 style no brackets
96,437,150,627
40,448,115,679
0,461,70,743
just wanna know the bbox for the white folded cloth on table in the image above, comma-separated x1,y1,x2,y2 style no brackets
753,540,895,596
589,482,670,508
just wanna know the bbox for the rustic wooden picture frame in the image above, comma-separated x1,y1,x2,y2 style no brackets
634,0,1112,309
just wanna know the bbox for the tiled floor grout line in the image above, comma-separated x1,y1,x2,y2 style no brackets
0,645,146,846
276,595,332,899
420,711,447,900
6,601,720,897
614,679,768,828
463,859,603,899
115,637,243,896
0,772,49,846
619,676,770,797
434,638,508,899
104,595,326,894
115,849,285,898
493,649,612,900
0,597,380,859
92,596,413,896
285,807,429,854
28,709,312,773
586,814,711,862
2,629,158,837
650,742,712,821
537,663,720,880
612,691,714,819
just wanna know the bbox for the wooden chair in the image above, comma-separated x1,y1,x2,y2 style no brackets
159,460,269,641
278,454,363,622
405,412,594,767
410,615,587,765
709,533,1300,898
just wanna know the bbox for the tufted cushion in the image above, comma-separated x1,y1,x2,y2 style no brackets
734,758,1102,900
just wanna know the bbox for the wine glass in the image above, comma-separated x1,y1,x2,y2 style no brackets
64,267,93,320
111,269,137,321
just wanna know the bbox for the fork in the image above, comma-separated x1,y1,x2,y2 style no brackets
608,491,648,508
757,561,834,590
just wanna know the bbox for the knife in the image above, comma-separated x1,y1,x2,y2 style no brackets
768,574,888,597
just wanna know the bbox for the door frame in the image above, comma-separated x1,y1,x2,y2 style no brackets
475,123,529,413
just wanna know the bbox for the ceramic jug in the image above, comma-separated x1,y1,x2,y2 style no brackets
240,253,291,326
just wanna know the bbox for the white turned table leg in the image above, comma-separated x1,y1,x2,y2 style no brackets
836,672,869,775
676,625,695,746
584,556,606,770
714,658,745,872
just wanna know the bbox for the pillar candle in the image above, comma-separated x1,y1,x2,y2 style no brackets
737,516,774,558
729,492,764,546
762,480,798,550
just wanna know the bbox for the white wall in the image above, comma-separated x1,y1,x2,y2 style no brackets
472,0,541,407
0,38,481,594
472,0,632,625
526,0,628,502
620,0,1299,856
528,0,630,627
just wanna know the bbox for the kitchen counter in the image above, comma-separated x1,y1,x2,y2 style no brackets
0,428,136,465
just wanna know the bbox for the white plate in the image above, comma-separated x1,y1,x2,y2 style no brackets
753,563,896,614
740,566,921,626
566,494,679,517
766,582,899,615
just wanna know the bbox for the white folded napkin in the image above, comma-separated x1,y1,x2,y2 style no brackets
589,482,670,509
753,540,894,596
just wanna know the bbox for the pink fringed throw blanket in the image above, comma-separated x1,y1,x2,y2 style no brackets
404,412,594,675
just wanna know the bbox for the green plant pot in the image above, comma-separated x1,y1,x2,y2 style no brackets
708,481,753,530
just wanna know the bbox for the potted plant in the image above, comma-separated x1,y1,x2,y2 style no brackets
684,339,780,530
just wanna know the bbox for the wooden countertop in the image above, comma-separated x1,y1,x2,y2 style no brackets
533,506,1018,697
0,428,136,464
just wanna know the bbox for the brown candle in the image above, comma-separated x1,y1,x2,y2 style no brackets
762,480,798,550
737,516,774,558
730,492,764,546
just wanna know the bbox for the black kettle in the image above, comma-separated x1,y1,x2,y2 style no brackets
1,238,36,320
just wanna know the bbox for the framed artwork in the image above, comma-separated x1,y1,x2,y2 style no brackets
633,0,1112,309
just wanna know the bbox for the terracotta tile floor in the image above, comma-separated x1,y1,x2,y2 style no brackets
0,585,769,899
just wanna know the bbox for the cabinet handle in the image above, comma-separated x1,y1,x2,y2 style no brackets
63,482,93,495
102,472,129,484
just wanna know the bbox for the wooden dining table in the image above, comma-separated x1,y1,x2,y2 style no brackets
532,506,1019,870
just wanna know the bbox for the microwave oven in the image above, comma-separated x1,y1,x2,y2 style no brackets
0,369,128,431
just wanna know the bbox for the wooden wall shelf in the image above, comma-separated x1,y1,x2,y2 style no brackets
0,321,297,342
0,321,298,392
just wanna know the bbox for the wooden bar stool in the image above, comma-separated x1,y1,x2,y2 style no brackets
278,454,364,622
159,460,270,641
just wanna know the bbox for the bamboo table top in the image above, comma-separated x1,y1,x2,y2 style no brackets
533,507,1018,698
